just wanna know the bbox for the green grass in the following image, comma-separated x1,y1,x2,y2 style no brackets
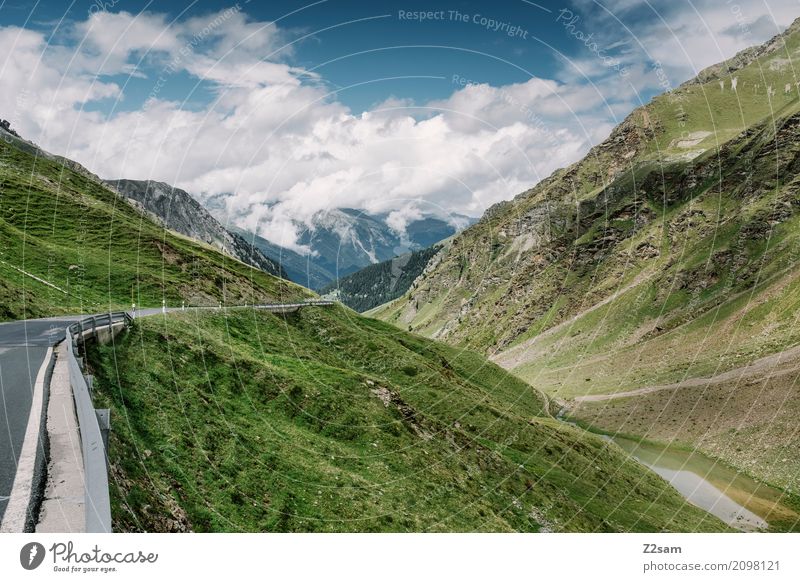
87,306,727,532
0,139,309,320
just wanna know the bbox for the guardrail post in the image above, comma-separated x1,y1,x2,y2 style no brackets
84,374,94,397
95,409,110,467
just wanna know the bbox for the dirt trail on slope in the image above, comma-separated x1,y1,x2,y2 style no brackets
572,343,800,403
491,271,656,370
494,263,800,374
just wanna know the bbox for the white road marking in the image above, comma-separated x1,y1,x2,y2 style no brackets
0,346,52,532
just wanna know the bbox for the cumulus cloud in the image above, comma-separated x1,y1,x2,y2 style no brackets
1,8,600,253
385,205,424,247
3,2,798,253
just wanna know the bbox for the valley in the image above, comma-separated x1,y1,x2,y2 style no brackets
0,118,727,533
3,8,800,537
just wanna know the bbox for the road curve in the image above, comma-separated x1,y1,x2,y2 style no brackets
0,317,82,526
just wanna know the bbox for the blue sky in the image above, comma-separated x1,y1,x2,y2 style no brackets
11,0,617,112
1,0,798,250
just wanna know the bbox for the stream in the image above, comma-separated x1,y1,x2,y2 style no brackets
558,413,790,531
606,435,781,531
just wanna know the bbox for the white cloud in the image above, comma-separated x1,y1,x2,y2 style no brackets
74,10,179,74
569,0,799,89
386,205,424,237
3,3,798,253
0,10,596,253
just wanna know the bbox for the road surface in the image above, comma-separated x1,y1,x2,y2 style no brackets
0,317,81,526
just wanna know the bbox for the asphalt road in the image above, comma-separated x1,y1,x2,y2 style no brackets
0,317,79,524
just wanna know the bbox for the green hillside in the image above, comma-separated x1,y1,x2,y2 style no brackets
322,244,444,312
87,306,727,532
371,21,800,500
0,135,308,321
372,22,800,349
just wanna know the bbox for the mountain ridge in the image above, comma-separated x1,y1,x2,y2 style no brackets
221,207,473,289
321,243,446,312
371,17,800,496
105,179,286,278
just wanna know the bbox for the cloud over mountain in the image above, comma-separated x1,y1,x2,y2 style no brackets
2,2,797,252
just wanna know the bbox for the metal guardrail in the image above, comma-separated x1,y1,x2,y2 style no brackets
253,300,336,310
65,311,132,533
129,300,337,318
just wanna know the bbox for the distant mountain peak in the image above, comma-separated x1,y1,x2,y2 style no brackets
222,206,475,290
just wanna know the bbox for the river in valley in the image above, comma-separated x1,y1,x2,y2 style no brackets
605,434,794,531
554,406,796,531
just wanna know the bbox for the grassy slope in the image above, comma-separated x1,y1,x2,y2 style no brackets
501,122,800,394
88,307,725,532
372,27,800,350
0,138,308,320
501,113,800,495
371,23,800,497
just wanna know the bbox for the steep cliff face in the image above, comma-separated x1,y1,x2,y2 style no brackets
105,179,285,278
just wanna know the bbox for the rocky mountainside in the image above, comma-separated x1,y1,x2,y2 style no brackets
376,17,800,350
226,225,335,291
373,18,800,494
105,179,285,278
